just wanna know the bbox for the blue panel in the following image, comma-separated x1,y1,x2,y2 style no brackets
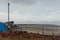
0,22,8,32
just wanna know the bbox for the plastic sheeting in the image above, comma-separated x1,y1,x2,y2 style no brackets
0,22,8,32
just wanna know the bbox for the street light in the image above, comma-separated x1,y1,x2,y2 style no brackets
8,3,10,22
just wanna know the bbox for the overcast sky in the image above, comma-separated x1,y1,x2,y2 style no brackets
0,0,60,24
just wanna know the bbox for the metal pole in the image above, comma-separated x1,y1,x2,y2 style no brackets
20,27,22,40
8,3,10,30
52,29,55,40
8,3,10,22
37,28,39,34
52,29,54,36
42,27,44,35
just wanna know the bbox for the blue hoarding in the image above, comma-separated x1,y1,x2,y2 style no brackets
0,22,8,32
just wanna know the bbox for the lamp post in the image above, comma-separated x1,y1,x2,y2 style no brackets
8,3,10,22
8,3,10,27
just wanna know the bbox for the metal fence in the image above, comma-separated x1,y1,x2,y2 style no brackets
17,26,60,36
16,26,60,40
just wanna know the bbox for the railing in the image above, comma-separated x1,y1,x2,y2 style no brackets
17,26,60,40
17,26,60,35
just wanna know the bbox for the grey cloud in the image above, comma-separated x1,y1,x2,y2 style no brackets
0,0,39,6
0,0,8,3
9,0,40,6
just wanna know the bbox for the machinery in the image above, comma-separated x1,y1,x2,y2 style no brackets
0,21,17,33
